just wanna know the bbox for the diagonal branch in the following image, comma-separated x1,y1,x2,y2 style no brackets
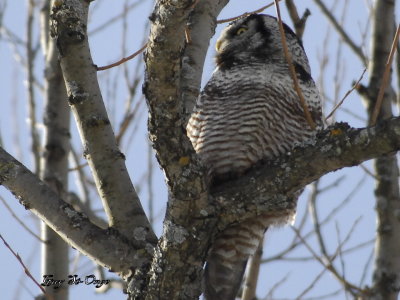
212,118,400,228
50,0,155,242
274,0,316,129
0,147,152,278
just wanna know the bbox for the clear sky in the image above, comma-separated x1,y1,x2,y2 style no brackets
0,1,398,299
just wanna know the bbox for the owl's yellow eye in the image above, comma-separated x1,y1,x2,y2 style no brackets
236,27,248,35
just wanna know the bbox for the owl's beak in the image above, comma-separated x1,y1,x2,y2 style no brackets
215,39,223,53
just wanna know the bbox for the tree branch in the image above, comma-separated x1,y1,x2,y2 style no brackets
50,0,156,243
0,147,152,278
212,119,400,229
362,0,400,298
2,117,400,298
137,0,229,298
40,2,70,299
180,0,229,120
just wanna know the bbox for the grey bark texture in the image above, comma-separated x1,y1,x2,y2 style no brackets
50,0,157,245
363,0,400,299
2,117,400,298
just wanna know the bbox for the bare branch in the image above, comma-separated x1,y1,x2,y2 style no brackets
217,1,281,24
97,43,147,71
3,118,400,298
313,0,367,65
212,119,400,228
0,234,47,297
326,68,367,120
0,195,44,242
0,146,150,277
89,0,143,35
274,0,316,129
26,0,41,174
285,0,310,39
370,24,400,125
51,0,156,242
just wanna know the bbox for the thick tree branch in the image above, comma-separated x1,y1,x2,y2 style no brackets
138,0,230,299
144,0,204,186
212,119,400,228
50,0,155,243
0,147,152,278
180,0,229,119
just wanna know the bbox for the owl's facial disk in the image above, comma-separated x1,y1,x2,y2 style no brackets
214,14,310,75
215,21,252,54
214,14,274,69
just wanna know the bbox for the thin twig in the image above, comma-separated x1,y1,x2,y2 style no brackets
313,0,367,65
291,227,365,294
26,0,41,175
274,0,316,129
326,68,367,120
317,175,346,194
89,0,143,35
325,95,366,122
262,175,366,265
296,264,328,299
309,181,328,257
0,234,48,296
116,97,143,144
0,196,45,242
285,0,310,39
97,43,147,71
370,24,400,125
335,223,351,300
264,273,290,299
359,248,374,287
217,1,282,24
359,163,378,179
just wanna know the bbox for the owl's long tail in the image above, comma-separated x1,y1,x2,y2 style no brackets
204,220,268,300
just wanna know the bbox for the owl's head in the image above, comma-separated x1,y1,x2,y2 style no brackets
215,14,310,75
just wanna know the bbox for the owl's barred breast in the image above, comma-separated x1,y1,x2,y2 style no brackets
187,63,319,179
187,13,323,300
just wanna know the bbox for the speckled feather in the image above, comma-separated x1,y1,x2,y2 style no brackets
187,14,323,300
